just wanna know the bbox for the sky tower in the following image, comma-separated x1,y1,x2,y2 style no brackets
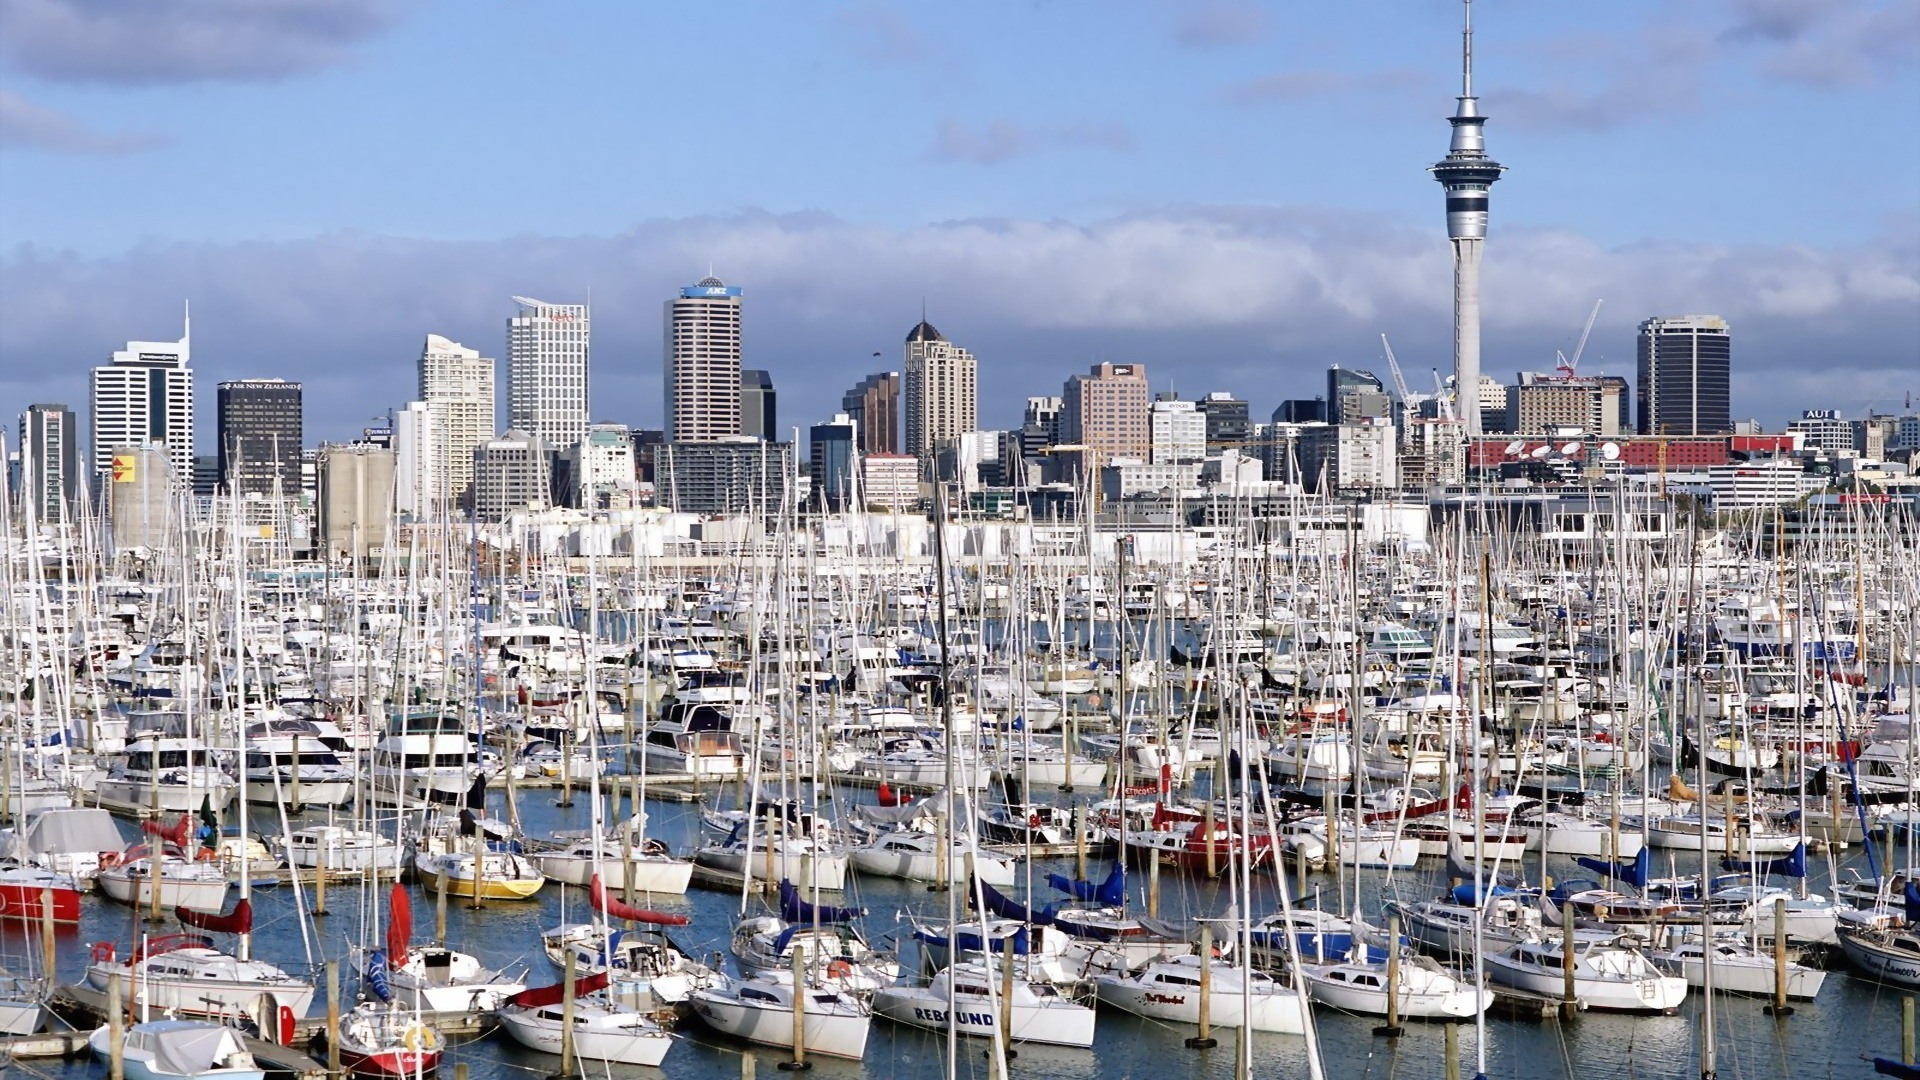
1430,0,1504,436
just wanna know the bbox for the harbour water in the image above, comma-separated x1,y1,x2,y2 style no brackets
7,780,1906,1080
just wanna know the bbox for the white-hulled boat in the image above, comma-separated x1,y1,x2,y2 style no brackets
1301,955,1491,1019
370,711,482,804
1647,932,1826,999
237,716,356,808
87,934,317,1019
1484,933,1687,1012
693,833,849,892
0,967,46,1035
281,826,403,872
496,981,674,1067
382,944,527,1012
531,835,693,894
689,974,872,1059
96,849,230,913
89,1019,264,1080
849,829,1018,886
539,924,717,1005
97,737,237,815
1093,955,1308,1033
1836,924,1920,987
731,915,900,992
872,959,1098,1047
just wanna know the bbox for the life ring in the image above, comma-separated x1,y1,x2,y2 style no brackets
403,1026,426,1052
91,942,116,963
99,851,121,869
826,960,853,980
1028,813,1044,829
196,847,219,862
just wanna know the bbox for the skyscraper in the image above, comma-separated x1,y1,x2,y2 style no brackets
508,296,590,450
842,371,901,454
1430,0,1504,437
1149,397,1206,464
91,312,193,484
664,276,744,442
1197,391,1250,449
18,404,82,523
418,334,496,510
1061,362,1150,460
903,319,977,459
1327,366,1389,425
1637,316,1732,435
739,369,777,440
809,413,857,511
216,379,303,495
391,401,435,518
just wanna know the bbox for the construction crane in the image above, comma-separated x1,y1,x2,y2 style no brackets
1554,299,1603,378
1380,333,1414,404
1431,368,1455,422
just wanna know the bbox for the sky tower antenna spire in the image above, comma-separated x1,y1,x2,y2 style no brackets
1462,0,1473,98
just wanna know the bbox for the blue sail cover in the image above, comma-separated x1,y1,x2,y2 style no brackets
914,925,1030,955
975,879,1055,926
1575,847,1652,888
1718,842,1807,879
364,951,393,1002
1906,880,1920,925
1048,862,1125,906
778,879,865,924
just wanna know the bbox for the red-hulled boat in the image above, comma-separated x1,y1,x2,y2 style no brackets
0,862,83,924
1124,804,1275,876
336,1002,443,1077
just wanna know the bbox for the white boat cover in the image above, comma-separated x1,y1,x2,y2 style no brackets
1,808,126,860
139,1021,247,1076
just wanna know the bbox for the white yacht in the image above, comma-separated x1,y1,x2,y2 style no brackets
1484,933,1687,1012
97,737,236,815
872,959,1098,1047
371,711,482,804
1094,955,1308,1033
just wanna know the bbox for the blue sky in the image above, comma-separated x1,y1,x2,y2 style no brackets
2,0,1916,445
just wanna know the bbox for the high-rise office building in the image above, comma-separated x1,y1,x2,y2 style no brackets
91,313,193,484
392,401,435,518
1061,362,1150,460
1197,391,1251,449
1275,399,1328,425
507,296,590,450
903,320,977,459
665,277,744,442
842,372,901,454
740,369,777,440
1327,366,1389,426
216,379,303,495
1506,373,1624,436
1637,315,1731,435
18,404,82,523
472,430,552,522
1149,398,1206,464
418,334,496,510
809,413,857,511
568,423,637,509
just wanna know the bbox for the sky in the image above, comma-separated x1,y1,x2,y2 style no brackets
1,0,1916,447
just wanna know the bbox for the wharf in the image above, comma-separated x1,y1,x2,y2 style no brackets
35,987,334,1080
1487,986,1565,1021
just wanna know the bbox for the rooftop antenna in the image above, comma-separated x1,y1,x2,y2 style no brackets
1462,0,1473,99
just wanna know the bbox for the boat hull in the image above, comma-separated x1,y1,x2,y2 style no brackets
871,987,1097,1047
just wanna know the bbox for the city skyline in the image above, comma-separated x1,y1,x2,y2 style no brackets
1,2,1913,445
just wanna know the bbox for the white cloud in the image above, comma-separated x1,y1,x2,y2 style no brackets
0,89,166,153
0,0,408,85
1,209,1910,441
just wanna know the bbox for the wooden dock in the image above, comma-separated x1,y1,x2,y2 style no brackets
1488,986,1565,1021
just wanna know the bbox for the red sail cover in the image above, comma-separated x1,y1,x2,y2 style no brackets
506,971,609,1009
141,815,192,851
589,873,690,926
175,897,251,934
386,883,411,968
1362,784,1471,824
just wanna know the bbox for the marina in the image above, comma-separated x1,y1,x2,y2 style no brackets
1,484,1917,1080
